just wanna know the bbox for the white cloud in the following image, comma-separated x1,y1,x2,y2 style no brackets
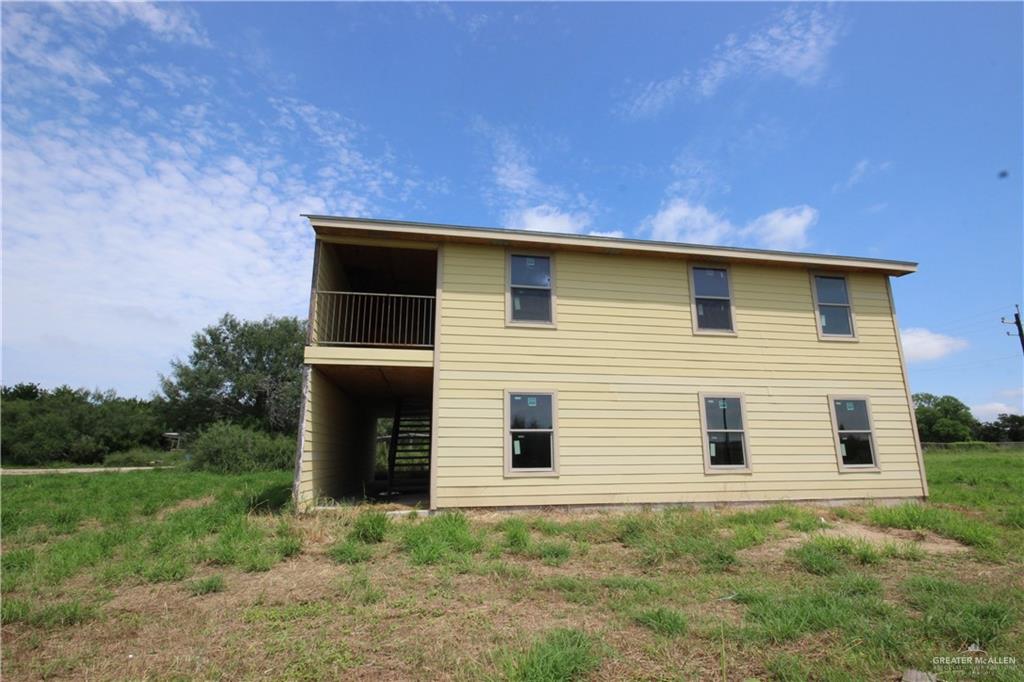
618,6,842,118
697,6,841,97
617,74,688,119
0,5,434,396
588,229,625,239
476,121,597,234
504,205,592,233
644,198,817,250
647,198,734,245
741,205,817,250
833,158,892,193
971,402,1022,422
900,328,970,362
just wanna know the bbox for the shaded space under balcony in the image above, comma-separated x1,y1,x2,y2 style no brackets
307,363,432,510
312,242,436,349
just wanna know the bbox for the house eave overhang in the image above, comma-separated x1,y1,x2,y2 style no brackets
303,214,918,277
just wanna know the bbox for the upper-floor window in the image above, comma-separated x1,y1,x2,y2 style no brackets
830,397,878,470
505,391,558,475
812,274,856,339
700,394,750,473
691,266,734,333
508,254,554,325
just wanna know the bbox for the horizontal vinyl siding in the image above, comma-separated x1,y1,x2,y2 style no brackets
296,368,352,506
434,243,924,508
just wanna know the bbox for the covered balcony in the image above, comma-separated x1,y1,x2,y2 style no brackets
310,242,437,350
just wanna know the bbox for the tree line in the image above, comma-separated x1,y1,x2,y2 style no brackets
912,393,1023,443
2,314,1021,467
1,314,305,468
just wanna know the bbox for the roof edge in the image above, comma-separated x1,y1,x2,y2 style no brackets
302,214,918,276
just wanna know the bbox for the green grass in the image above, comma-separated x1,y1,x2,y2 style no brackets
0,470,293,598
349,510,390,544
400,511,482,565
328,538,373,564
537,576,596,605
788,535,883,575
502,629,602,682
925,450,1024,511
2,450,1022,680
187,574,226,596
868,502,998,548
633,607,688,636
902,575,1016,647
615,508,753,570
497,518,574,565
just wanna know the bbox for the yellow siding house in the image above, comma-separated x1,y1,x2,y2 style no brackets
293,215,926,511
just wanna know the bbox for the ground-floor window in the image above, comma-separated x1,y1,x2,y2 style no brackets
699,393,750,473
505,391,558,475
830,397,878,470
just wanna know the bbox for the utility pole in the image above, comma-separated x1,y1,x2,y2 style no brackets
1002,304,1024,357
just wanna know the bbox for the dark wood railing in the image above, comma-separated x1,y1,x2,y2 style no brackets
314,291,435,348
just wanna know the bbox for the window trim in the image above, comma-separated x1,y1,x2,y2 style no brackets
689,263,738,336
504,389,560,477
697,392,752,474
809,271,858,342
506,250,557,328
828,394,880,473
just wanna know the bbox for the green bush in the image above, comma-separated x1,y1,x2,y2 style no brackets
103,447,185,467
1,384,162,465
188,422,294,473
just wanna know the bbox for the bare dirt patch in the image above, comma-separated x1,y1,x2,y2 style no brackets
821,520,969,554
739,519,969,563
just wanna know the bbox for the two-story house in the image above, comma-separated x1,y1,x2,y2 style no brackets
293,215,927,511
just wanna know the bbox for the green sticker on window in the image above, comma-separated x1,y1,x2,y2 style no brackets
719,400,728,409
527,397,537,407
846,402,855,411
513,440,521,455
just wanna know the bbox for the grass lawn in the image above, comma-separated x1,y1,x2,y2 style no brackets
1,450,1022,680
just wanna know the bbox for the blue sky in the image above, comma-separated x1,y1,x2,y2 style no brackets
2,2,1021,419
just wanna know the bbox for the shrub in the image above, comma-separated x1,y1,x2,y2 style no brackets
188,422,294,473
103,447,183,467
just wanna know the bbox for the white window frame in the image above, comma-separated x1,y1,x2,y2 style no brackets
689,264,737,336
809,272,858,342
697,392,752,474
506,250,557,328
828,395,880,472
504,389,559,477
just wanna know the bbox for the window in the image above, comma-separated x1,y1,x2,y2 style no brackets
812,274,856,338
830,397,878,469
505,391,558,475
699,394,750,472
508,254,554,324
691,266,734,333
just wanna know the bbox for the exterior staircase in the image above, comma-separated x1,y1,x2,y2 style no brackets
386,399,431,495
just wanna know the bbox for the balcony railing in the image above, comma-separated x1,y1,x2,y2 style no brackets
314,291,435,348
